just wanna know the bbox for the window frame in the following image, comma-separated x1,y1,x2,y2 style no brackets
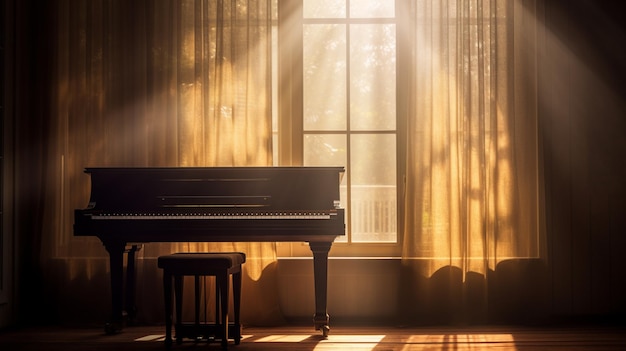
276,0,407,257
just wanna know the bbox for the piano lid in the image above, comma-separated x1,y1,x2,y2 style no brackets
82,166,345,212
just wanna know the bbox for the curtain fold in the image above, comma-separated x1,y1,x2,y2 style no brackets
400,0,542,324
40,0,282,326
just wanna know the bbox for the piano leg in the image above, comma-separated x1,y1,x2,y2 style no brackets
125,244,141,324
103,240,126,334
309,241,332,337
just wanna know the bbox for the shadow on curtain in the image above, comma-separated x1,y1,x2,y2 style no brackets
399,0,545,324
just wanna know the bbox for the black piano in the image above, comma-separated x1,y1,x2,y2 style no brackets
74,166,345,336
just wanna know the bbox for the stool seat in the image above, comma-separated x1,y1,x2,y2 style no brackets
158,252,246,272
158,252,246,349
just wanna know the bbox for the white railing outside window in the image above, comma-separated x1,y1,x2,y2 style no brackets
349,185,396,243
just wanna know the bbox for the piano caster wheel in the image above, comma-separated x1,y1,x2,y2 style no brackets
321,325,330,337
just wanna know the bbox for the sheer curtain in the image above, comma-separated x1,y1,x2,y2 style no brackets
400,0,542,323
40,0,282,325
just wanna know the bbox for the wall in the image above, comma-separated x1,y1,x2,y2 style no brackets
277,258,549,325
0,0,15,330
538,0,626,319
278,259,401,325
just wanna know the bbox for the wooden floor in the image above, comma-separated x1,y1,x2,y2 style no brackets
1,323,626,350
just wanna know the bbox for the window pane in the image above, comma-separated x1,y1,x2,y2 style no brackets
299,0,399,248
304,0,345,18
304,24,347,131
350,0,394,18
350,134,396,242
350,24,396,131
303,134,347,167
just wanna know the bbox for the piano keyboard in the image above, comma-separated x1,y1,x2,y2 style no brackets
91,211,337,220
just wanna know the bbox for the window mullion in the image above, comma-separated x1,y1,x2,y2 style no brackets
345,7,352,244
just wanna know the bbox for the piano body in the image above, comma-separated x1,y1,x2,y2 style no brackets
74,166,345,335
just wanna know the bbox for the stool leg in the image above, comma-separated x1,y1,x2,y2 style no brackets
163,270,173,348
174,275,184,345
194,275,200,340
215,277,220,328
233,268,242,344
218,272,229,350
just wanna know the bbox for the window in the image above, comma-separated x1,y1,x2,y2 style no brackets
277,0,401,257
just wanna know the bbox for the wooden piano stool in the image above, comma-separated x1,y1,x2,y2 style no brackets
158,252,246,349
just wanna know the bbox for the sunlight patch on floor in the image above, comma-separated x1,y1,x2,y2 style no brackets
255,335,312,342
402,333,516,350
321,335,386,343
315,335,384,351
134,334,165,342
314,344,379,350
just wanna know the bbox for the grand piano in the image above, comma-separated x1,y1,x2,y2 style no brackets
74,166,345,336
